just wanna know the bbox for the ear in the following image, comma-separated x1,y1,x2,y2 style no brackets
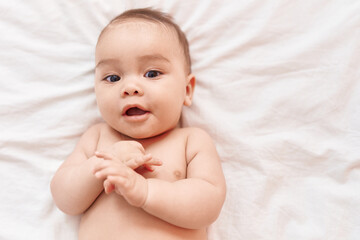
184,74,196,106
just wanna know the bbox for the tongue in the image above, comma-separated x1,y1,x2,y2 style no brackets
126,107,147,116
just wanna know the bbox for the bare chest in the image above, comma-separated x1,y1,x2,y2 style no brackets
79,128,205,239
97,128,188,182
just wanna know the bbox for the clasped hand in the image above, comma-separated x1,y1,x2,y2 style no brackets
92,141,162,207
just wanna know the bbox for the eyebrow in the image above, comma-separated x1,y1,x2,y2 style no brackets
95,58,120,68
95,54,170,69
137,54,170,64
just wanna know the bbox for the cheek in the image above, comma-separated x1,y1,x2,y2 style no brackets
159,88,184,107
95,89,115,115
157,91,184,119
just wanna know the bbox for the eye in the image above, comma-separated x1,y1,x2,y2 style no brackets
104,75,121,82
144,70,161,78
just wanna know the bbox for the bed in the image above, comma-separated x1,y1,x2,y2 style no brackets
1,0,359,239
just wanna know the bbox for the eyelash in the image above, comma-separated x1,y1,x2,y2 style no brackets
103,75,120,82
102,70,163,83
144,70,162,78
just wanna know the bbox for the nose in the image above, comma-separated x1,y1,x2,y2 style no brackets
120,81,144,97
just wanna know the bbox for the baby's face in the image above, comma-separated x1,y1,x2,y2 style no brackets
95,20,193,139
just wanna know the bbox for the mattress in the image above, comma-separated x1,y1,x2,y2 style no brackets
0,0,359,239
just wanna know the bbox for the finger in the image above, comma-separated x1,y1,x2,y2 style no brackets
104,179,115,194
93,160,112,174
106,175,130,195
95,151,115,161
94,163,131,179
144,164,154,172
126,154,152,169
144,156,162,166
106,174,148,207
107,175,128,186
143,157,162,172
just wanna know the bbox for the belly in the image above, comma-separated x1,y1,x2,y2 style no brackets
78,192,206,240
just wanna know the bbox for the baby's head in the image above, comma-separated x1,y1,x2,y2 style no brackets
94,8,195,139
97,8,191,74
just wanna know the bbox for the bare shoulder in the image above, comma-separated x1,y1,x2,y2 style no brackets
80,123,103,147
67,123,104,162
86,122,109,133
82,122,117,139
179,127,218,162
183,127,213,139
175,127,212,139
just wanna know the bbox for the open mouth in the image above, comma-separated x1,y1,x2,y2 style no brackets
124,107,149,116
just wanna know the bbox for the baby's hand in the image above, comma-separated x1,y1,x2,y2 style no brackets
94,151,162,171
97,141,162,171
104,140,146,161
93,160,148,207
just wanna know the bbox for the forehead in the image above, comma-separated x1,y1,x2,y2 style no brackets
106,19,175,36
96,19,182,61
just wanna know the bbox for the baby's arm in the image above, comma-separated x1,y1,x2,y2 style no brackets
51,124,103,215
143,128,226,229
94,128,226,229
50,124,159,215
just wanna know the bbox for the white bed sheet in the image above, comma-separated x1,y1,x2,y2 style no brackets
0,0,359,239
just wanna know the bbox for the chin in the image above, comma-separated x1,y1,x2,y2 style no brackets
121,129,160,140
122,126,176,140
126,133,152,140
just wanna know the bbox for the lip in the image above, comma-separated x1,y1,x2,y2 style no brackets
121,104,150,122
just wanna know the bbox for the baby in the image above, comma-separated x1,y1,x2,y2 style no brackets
51,8,226,240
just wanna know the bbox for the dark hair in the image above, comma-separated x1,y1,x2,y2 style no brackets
98,8,191,73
